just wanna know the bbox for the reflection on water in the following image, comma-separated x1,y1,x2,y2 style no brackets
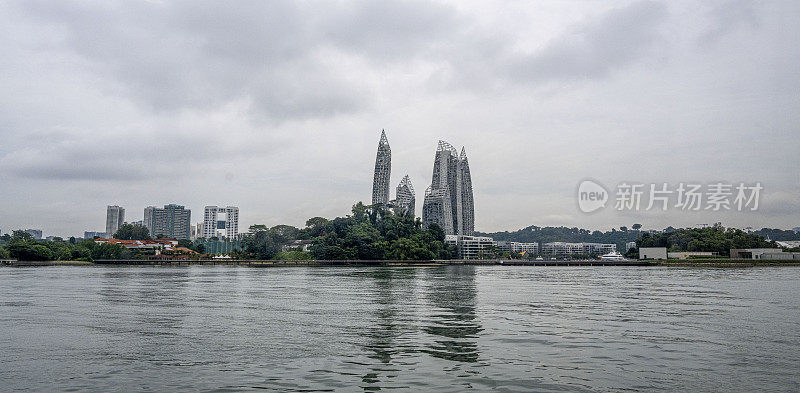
360,268,418,389
1,266,799,392
422,266,483,363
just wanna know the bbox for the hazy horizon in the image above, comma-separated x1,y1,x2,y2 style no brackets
1,1,798,237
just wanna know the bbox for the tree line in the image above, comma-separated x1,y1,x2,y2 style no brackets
238,202,456,260
636,224,775,255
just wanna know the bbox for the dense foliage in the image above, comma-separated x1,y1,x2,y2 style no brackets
636,224,775,254
113,223,151,240
0,230,129,261
237,202,455,260
480,224,788,255
478,225,644,250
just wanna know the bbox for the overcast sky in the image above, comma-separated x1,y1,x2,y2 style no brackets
1,0,798,237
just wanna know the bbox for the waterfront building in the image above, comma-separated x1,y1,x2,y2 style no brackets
422,141,475,236
496,241,539,256
95,237,178,253
202,206,239,239
639,247,667,260
24,229,43,240
542,242,616,258
445,235,495,259
393,175,415,215
730,248,786,259
371,130,392,206
625,241,637,252
144,204,191,239
198,238,242,255
105,205,125,239
667,251,718,259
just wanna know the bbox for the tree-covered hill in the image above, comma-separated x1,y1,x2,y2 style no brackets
477,225,643,250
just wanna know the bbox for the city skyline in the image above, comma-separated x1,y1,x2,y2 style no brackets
0,1,798,236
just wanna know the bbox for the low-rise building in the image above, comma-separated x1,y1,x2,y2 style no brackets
667,251,718,259
775,240,800,248
625,241,637,252
495,241,539,256
282,240,313,252
197,239,242,255
445,235,496,259
542,242,616,258
759,252,800,260
731,248,788,259
94,238,178,253
639,247,667,260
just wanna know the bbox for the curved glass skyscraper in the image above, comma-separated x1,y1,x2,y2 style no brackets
422,141,474,236
395,175,415,215
371,130,391,206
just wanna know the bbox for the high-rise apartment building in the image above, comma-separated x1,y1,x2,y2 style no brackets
371,130,392,206
394,175,415,215
105,205,125,238
143,204,191,239
422,141,474,236
202,206,239,239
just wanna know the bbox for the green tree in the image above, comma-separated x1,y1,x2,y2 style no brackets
248,224,268,234
11,230,33,243
269,225,300,244
7,243,53,261
113,223,151,240
243,230,280,259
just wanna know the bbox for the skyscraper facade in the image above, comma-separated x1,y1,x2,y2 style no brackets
144,204,191,239
202,206,239,239
422,141,474,236
371,130,391,206
394,175,416,215
106,205,125,238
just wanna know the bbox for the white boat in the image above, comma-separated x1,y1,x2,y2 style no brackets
600,251,626,261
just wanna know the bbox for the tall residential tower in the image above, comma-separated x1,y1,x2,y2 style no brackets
371,130,392,206
143,204,191,239
394,175,416,216
422,141,474,236
202,206,239,239
106,205,125,238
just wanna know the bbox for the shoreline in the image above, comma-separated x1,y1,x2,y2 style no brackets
3,259,800,267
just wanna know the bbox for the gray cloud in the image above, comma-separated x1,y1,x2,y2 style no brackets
0,0,798,236
507,1,668,83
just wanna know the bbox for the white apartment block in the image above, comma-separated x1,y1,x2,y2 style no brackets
202,206,239,239
496,241,539,255
445,235,497,259
542,242,616,258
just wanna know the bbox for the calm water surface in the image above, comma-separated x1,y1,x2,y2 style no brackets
1,266,799,392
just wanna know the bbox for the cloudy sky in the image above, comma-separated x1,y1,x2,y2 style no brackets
1,0,798,237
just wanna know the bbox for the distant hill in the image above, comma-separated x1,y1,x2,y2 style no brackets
476,226,641,251
752,228,800,241
477,225,794,251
